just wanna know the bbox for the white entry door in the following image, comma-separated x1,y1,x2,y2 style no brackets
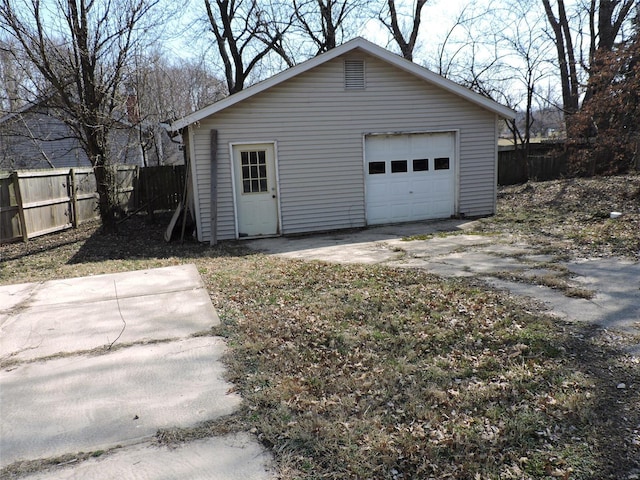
365,132,456,225
233,143,279,237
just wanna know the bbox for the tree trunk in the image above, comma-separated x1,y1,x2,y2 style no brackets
94,163,117,232
541,0,579,115
86,127,118,232
384,0,427,61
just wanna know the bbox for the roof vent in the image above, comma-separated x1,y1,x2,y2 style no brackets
344,59,365,90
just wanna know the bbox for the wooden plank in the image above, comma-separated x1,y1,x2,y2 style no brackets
71,168,79,228
209,129,218,246
15,168,91,178
76,192,97,201
22,196,71,209
0,174,22,243
12,171,28,242
0,205,19,214
28,223,73,238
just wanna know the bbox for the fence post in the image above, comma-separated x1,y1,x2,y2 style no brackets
70,168,79,228
12,171,28,242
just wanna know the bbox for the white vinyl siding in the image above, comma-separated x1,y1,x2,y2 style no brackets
190,52,498,242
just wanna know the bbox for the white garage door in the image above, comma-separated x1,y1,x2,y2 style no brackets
365,132,456,225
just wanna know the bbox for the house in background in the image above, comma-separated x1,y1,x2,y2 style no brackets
170,37,515,244
0,100,182,171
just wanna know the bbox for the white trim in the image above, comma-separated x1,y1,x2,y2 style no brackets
229,140,280,239
454,130,460,215
273,140,283,236
228,142,239,239
364,128,458,137
361,134,367,221
493,115,500,214
187,125,203,242
170,37,515,131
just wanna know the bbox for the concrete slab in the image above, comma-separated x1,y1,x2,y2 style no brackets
399,234,496,255
402,259,478,277
246,222,640,345
0,265,218,363
0,282,40,313
19,434,274,480
0,336,241,467
0,265,275,479
246,219,480,260
2,264,206,310
566,259,640,331
393,251,530,276
487,273,640,335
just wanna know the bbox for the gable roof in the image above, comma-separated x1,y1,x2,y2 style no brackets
0,98,48,125
169,37,515,132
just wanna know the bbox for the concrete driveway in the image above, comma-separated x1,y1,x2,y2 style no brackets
0,264,274,479
247,220,640,351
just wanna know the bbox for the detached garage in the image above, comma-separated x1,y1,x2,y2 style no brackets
169,37,515,244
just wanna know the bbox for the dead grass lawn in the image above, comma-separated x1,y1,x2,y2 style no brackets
1,175,639,479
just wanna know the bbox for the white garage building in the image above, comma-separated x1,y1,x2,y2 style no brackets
170,37,515,244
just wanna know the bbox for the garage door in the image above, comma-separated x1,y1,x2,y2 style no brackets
365,132,456,225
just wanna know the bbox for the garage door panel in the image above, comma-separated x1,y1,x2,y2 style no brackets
389,179,410,195
365,133,455,225
410,203,430,218
391,204,411,220
367,206,387,223
367,182,388,197
408,177,430,194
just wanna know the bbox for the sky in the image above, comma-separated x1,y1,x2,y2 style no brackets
158,0,559,113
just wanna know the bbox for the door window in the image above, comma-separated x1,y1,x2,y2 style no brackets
241,150,268,193
412,158,429,171
391,160,408,173
368,161,386,174
434,157,450,170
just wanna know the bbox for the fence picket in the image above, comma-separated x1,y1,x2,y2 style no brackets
13,172,28,242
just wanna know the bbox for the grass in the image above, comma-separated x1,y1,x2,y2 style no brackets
1,175,640,479
475,174,640,259
202,258,638,479
401,230,500,242
491,269,596,300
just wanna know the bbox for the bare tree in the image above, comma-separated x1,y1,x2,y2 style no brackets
292,0,365,55
378,0,427,61
590,0,636,54
0,39,23,114
203,0,294,94
0,38,41,115
495,2,557,179
568,33,640,174
0,0,165,231
427,3,490,79
541,0,580,115
583,0,636,103
130,51,227,122
541,0,635,115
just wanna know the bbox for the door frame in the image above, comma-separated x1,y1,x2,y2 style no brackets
362,130,460,225
229,140,282,239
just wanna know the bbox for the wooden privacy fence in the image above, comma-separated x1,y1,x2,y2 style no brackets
0,164,185,243
498,143,567,185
